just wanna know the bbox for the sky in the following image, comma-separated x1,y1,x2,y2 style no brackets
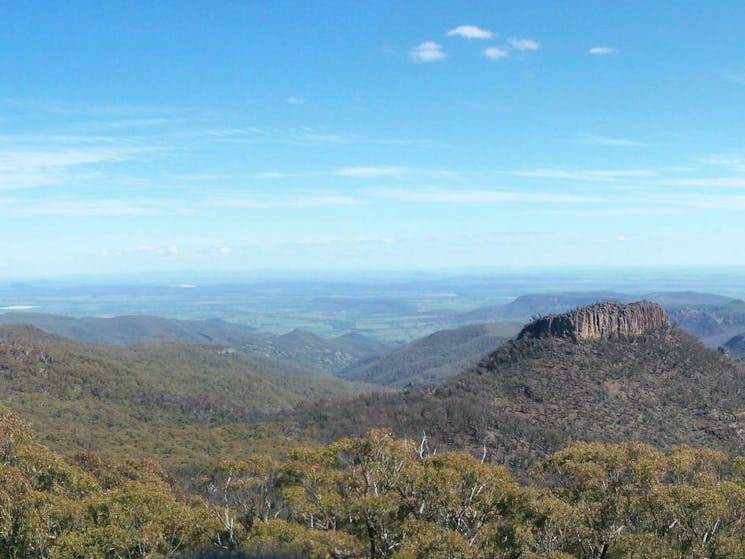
2,1,745,277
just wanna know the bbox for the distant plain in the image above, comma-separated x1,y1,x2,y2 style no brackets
4,268,745,342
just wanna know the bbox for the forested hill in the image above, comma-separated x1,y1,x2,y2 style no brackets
293,303,745,469
0,325,367,472
338,321,521,388
0,312,396,374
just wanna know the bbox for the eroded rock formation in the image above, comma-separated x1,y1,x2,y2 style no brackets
518,301,670,341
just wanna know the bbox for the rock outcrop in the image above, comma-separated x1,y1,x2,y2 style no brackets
518,301,670,341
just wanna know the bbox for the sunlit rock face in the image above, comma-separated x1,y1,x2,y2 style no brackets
518,301,670,341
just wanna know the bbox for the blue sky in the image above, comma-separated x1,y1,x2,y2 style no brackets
2,1,745,277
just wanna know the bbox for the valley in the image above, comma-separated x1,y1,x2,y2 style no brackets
2,291,745,558
2,287,745,474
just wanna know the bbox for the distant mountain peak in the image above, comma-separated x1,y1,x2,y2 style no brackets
517,300,670,341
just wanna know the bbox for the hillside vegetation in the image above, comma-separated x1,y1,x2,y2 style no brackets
3,302,745,558
340,322,520,387
5,410,745,559
0,325,367,472
295,324,745,469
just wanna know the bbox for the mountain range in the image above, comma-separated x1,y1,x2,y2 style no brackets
0,312,395,375
5,290,745,390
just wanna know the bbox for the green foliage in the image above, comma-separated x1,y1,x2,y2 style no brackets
339,323,517,388
208,433,745,559
0,408,215,559
4,400,745,558
0,326,363,473
244,518,364,559
297,327,745,469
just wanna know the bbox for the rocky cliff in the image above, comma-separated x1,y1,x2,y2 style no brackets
518,301,670,341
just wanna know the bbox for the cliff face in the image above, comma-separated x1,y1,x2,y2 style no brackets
518,301,670,341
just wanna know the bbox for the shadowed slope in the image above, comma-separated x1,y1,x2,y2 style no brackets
339,322,520,387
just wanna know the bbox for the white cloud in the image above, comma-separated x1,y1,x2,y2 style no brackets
484,47,509,60
289,195,363,207
510,168,655,181
676,193,745,209
206,128,254,137
209,198,269,209
700,154,745,171
724,72,745,85
335,166,407,177
287,96,305,104
658,177,745,188
0,147,154,190
410,41,447,62
88,117,174,130
589,46,618,55
575,208,679,216
289,131,351,144
507,37,540,51
446,25,494,39
210,195,364,209
0,170,59,190
376,188,599,204
8,199,164,217
0,148,134,172
103,245,181,258
580,135,649,147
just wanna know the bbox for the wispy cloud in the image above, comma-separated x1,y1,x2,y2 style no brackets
289,131,352,144
3,198,168,217
206,127,263,137
84,117,176,130
579,134,649,147
102,245,180,258
589,46,618,55
335,166,407,177
410,41,447,62
700,153,745,171
446,25,494,40
290,195,363,207
484,47,509,60
510,168,655,181
287,96,305,104
567,208,680,216
675,193,745,209
208,198,268,209
0,98,191,118
0,147,152,190
724,72,745,85
0,148,136,171
375,188,600,204
507,37,540,51
209,194,365,209
658,177,745,188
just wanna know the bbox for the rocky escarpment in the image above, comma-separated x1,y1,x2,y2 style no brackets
518,301,670,341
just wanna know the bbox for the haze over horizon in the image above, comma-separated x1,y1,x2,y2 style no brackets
3,1,745,277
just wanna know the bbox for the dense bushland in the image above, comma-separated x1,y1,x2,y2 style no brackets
5,410,745,559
